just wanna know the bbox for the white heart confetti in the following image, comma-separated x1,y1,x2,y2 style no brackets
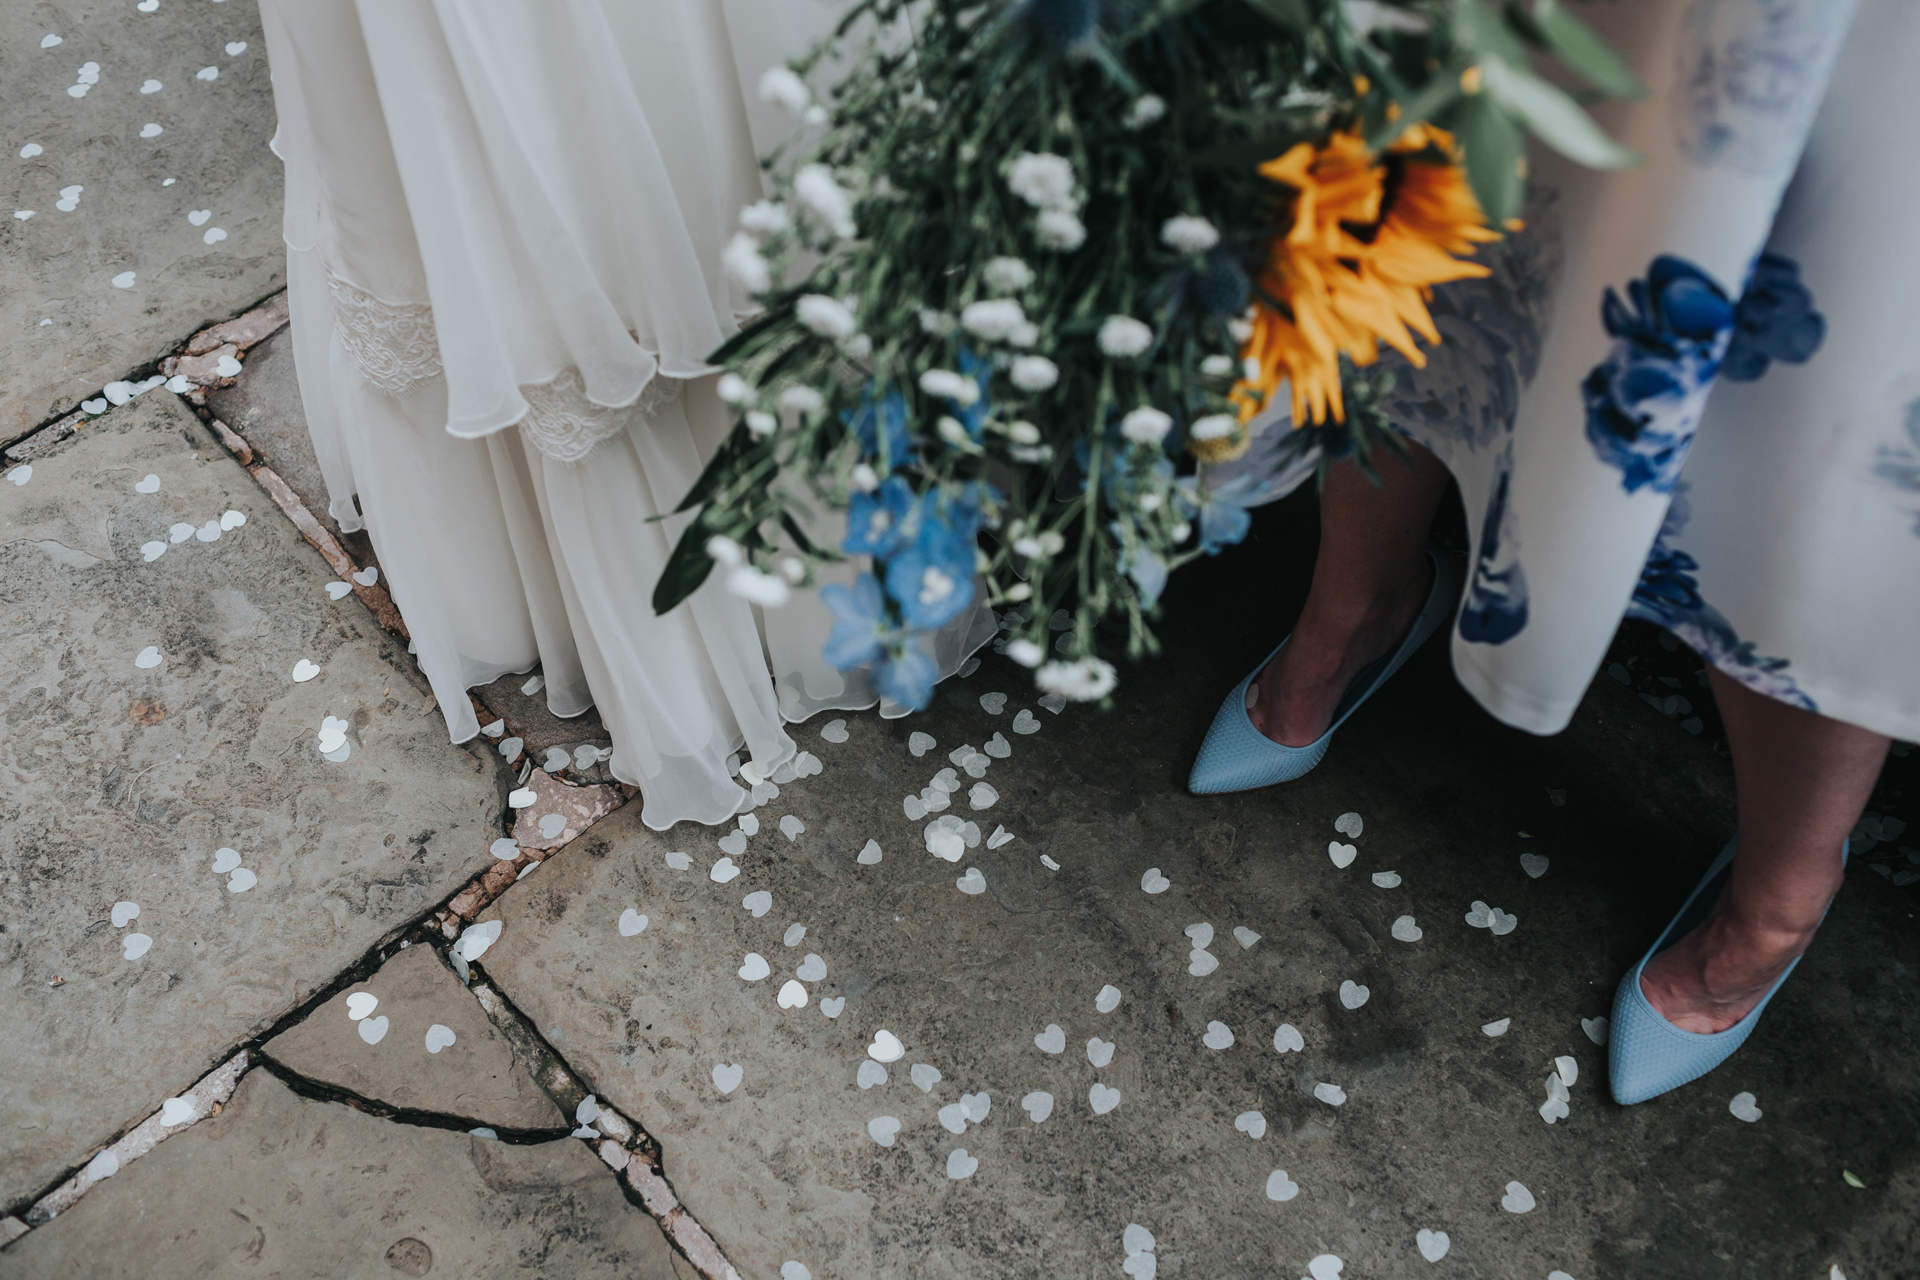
618,908,648,936
358,1015,389,1045
188,210,212,227
1011,709,1041,734
1555,1055,1579,1086
225,41,248,55
1310,1256,1343,1280
1022,1090,1054,1122
1313,1082,1346,1106
211,847,241,873
1391,915,1424,942
857,1060,888,1089
1272,1023,1305,1054
139,540,165,564
946,1148,978,1179
456,920,502,962
195,519,221,542
1264,1170,1299,1202
779,814,805,841
424,1024,456,1053
868,1029,905,1062
1520,852,1550,878
665,851,692,870
1482,1018,1511,1036
710,857,741,883
142,78,162,93
908,731,936,756
738,952,771,981
1202,1021,1235,1050
821,718,849,743
1501,1181,1536,1213
140,123,164,138
819,996,845,1019
158,1097,197,1127
856,839,882,865
227,867,256,892
507,787,536,809
1040,854,1060,870
87,1151,119,1181
1184,922,1214,949
784,923,807,947
41,34,62,48
84,399,109,415
956,867,987,894
712,1063,743,1094
1034,1024,1066,1054
537,813,566,840
135,646,163,669
113,272,137,289
796,953,827,981
196,65,219,80
1334,811,1363,837
110,901,140,928
1234,1111,1267,1138
910,1063,942,1092
968,782,998,810
1416,1229,1450,1262
985,825,1013,849
1087,1036,1115,1068
1140,868,1170,894
1539,1095,1570,1124
1188,949,1219,977
777,979,809,1008
1088,1083,1121,1115
1582,1016,1610,1046
1488,908,1518,935
325,581,352,600
718,831,747,857
743,890,772,918
984,732,1012,759
290,659,320,683
867,1116,900,1146
1232,927,1261,949
1095,984,1122,1013
1465,901,1493,928
345,992,378,1021
1371,871,1401,888
122,933,153,960
353,566,378,586
1328,842,1356,869
979,692,1008,714
938,1102,968,1135
1338,980,1370,1010
962,1092,990,1123
134,473,160,494
1729,1091,1762,1123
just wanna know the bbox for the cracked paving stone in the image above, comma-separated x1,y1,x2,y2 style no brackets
1,1069,683,1279
0,396,505,1208
264,944,564,1130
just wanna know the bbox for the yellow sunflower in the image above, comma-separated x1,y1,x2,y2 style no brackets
1232,125,1496,427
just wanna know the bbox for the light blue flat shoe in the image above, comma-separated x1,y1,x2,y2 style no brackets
1187,548,1460,795
1608,836,1848,1105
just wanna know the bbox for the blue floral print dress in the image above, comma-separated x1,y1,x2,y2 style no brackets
1219,0,1919,743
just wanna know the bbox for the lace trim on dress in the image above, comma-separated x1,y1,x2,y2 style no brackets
517,366,686,464
324,266,443,398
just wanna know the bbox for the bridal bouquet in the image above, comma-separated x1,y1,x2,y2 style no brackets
652,0,1641,708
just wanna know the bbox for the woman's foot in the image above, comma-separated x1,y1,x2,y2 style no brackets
1637,909,1821,1034
1247,553,1435,747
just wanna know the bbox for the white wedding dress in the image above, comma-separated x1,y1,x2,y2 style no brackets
259,0,992,830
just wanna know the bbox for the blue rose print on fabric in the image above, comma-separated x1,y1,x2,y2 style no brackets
1872,398,1920,537
1582,255,1735,495
1458,443,1530,644
1722,252,1826,381
1627,486,1815,709
1674,0,1852,178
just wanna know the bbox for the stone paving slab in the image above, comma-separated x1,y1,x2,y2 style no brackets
0,392,504,1210
2,0,284,443
264,942,565,1131
474,530,1920,1280
0,1068,689,1279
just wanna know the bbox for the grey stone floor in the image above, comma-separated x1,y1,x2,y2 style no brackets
3,4,1917,1279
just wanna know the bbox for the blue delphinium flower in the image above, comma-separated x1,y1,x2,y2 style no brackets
950,347,994,441
819,573,941,709
1581,255,1735,494
844,475,915,558
1173,472,1267,556
843,384,912,467
1722,251,1825,383
885,490,979,630
873,642,940,709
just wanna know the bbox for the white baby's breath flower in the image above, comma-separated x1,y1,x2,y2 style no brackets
803,105,828,126
793,164,856,238
1123,95,1167,130
780,557,807,584
1120,407,1173,444
1036,658,1118,701
778,385,823,414
850,463,879,492
1200,354,1236,376
796,294,857,338
920,369,980,404
1098,316,1154,358
1013,537,1045,558
706,535,745,567
722,232,771,294
983,256,1035,291
1243,355,1262,382
1228,317,1255,344
936,416,970,445
739,200,790,237
960,298,1027,342
727,564,792,607
1006,639,1045,667
1006,420,1042,445
844,333,872,358
757,67,811,115
1189,413,1237,441
1160,215,1220,255
1009,321,1039,347
1003,582,1033,601
919,308,957,337
1007,152,1078,211
1035,209,1086,251
1010,356,1059,391
745,410,778,437
717,373,752,404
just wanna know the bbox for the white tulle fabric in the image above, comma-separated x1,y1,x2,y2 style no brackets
260,0,991,829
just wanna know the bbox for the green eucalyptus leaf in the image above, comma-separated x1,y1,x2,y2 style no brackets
1448,90,1526,226
653,521,718,616
1516,0,1647,99
1480,53,1640,170
1452,0,1530,64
